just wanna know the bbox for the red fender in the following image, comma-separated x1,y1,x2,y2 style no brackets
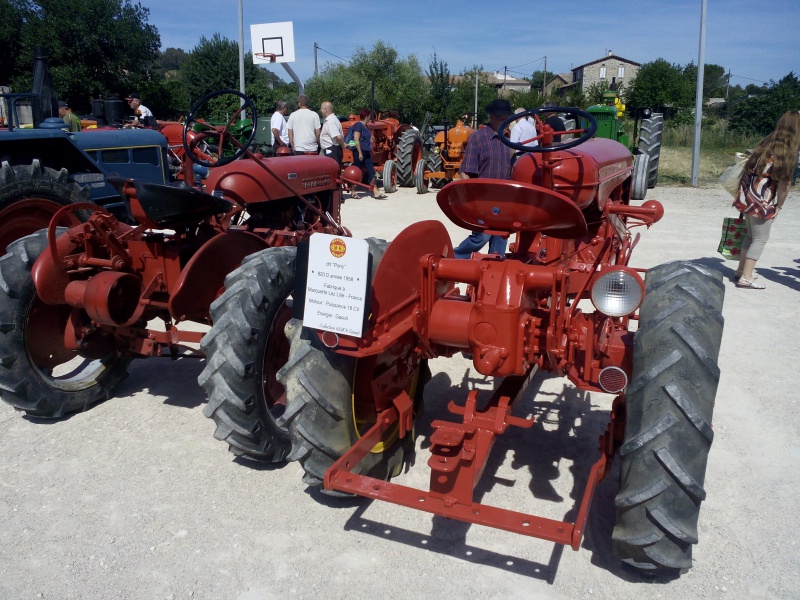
168,231,271,322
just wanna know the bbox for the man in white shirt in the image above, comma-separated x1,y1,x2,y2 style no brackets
270,100,290,149
319,101,345,167
287,95,321,155
510,107,538,150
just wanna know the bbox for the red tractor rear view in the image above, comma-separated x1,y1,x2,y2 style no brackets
276,107,724,576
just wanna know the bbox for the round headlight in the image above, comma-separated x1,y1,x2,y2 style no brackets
591,268,644,317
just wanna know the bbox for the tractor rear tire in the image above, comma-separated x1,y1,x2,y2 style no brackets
631,154,650,201
0,160,89,252
198,246,296,462
638,113,663,189
0,230,131,418
396,130,422,187
428,152,447,189
613,261,724,576
277,238,429,488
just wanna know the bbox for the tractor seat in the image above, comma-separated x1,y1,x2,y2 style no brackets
129,180,232,228
436,178,588,239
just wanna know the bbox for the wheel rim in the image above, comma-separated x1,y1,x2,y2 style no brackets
0,199,80,252
351,353,420,453
261,298,293,419
25,298,119,392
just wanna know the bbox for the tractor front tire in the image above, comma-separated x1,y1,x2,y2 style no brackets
0,160,89,252
613,261,724,576
428,152,447,189
638,113,663,189
0,230,131,418
396,130,422,187
199,246,296,462
277,239,428,488
631,153,650,201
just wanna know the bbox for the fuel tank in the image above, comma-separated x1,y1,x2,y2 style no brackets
204,154,340,205
511,138,633,210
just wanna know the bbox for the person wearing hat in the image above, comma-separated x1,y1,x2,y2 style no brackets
124,93,154,128
58,100,81,132
453,98,514,259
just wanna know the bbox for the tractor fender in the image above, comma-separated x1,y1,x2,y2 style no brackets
168,230,272,322
30,225,86,305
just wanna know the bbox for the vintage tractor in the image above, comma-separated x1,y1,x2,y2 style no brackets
0,89,349,466
586,89,664,200
274,106,724,576
341,114,421,193
414,118,475,194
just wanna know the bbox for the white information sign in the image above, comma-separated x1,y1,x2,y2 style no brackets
250,21,295,64
303,234,370,337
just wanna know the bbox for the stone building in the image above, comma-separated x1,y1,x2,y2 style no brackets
570,52,641,94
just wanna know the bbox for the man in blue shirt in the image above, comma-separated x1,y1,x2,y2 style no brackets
453,98,513,258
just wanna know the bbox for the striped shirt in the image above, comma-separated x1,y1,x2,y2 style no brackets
459,125,511,180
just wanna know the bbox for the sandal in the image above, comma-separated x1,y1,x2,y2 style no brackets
733,269,757,282
735,277,765,289
350,193,362,199
373,193,388,200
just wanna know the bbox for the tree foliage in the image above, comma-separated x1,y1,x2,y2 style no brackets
305,41,426,124
8,0,160,112
627,59,694,112
425,52,451,124
729,73,800,135
447,67,497,125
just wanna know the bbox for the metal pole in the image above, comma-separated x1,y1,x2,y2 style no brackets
542,56,547,98
723,69,731,144
691,0,707,187
474,71,479,129
238,0,245,118
314,42,318,77
503,66,507,90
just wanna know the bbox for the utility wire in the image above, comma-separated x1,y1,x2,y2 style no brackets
316,45,351,65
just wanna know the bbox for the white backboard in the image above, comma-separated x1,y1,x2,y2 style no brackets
251,21,295,64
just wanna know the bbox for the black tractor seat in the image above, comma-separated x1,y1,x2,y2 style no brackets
129,180,232,228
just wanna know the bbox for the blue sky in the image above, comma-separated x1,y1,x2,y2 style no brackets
143,0,798,89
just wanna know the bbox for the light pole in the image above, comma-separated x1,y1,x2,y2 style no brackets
691,0,707,186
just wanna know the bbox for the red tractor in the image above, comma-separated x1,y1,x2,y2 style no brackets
0,89,349,463
274,107,724,576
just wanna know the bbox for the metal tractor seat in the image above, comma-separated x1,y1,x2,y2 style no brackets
129,180,232,228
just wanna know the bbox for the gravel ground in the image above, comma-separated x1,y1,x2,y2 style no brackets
1,181,798,600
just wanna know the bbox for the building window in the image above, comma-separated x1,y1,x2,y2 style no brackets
618,66,625,78
600,66,606,79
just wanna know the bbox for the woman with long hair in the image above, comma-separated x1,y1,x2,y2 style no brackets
733,110,800,289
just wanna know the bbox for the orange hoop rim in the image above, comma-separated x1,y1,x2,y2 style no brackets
254,52,277,63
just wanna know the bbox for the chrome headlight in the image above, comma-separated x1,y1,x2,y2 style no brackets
591,268,644,317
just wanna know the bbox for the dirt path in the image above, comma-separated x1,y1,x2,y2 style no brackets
0,183,798,600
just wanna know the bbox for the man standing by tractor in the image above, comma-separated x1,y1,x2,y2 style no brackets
319,101,345,167
453,98,513,258
57,100,81,132
510,107,538,149
270,100,290,150
287,95,320,155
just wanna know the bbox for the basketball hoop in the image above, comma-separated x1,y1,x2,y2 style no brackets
254,53,277,63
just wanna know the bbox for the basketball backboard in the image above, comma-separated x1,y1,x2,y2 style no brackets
251,21,295,64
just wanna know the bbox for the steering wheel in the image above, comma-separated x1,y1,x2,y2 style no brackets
183,89,257,167
497,107,597,153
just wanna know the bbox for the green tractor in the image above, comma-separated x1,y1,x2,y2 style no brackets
585,90,663,200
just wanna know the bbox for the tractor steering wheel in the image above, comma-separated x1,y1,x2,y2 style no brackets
183,89,257,168
497,107,597,153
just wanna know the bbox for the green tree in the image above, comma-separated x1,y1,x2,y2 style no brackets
10,0,160,113
584,80,627,106
627,58,694,112
305,41,426,124
448,67,497,125
0,0,28,86
730,73,800,135
426,52,451,123
529,70,557,95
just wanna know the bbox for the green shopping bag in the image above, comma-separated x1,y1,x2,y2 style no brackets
717,215,748,260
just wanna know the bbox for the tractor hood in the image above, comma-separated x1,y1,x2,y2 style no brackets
204,155,340,204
